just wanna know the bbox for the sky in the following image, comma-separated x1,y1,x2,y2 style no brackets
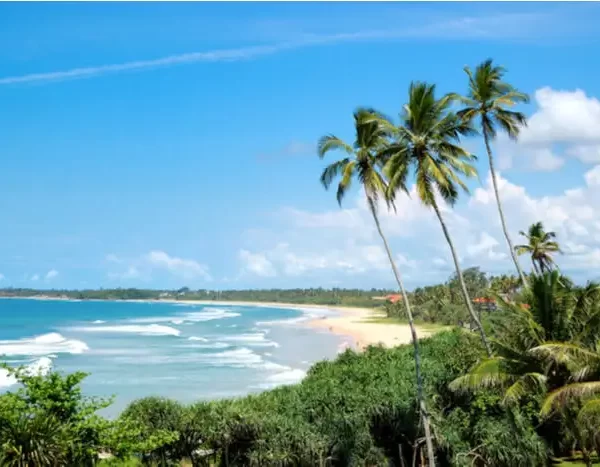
1,2,600,291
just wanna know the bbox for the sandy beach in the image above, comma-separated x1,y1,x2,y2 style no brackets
2,296,433,350
134,299,435,349
144,299,435,349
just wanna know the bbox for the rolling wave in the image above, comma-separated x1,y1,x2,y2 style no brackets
128,307,240,325
0,356,53,388
0,332,89,356
219,332,279,348
68,324,180,336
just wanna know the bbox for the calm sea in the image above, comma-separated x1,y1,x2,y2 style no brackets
0,299,346,416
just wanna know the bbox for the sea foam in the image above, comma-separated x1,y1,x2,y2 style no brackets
219,332,279,348
128,308,240,325
69,324,180,336
0,356,53,388
256,308,332,327
0,332,89,356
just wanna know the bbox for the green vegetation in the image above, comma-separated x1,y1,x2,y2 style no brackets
0,288,394,308
3,270,600,465
515,221,562,275
318,107,435,463
2,58,599,465
453,59,530,286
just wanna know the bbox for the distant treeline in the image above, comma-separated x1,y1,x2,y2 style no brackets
0,287,395,307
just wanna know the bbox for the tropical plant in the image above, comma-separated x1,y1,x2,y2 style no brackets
0,365,114,466
450,271,600,405
382,81,492,357
489,274,521,297
535,342,600,466
515,221,562,275
0,414,66,467
317,108,436,465
455,59,530,287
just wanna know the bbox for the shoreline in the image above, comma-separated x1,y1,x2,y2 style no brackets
1,296,434,350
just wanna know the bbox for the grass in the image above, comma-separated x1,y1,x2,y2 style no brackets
552,455,600,466
361,315,453,332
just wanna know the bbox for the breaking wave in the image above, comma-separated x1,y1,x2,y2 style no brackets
219,333,279,348
0,356,53,388
0,332,89,356
68,324,180,337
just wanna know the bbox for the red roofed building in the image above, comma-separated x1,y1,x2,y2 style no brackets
385,294,403,304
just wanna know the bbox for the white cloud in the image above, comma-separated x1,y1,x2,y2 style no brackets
529,148,565,172
566,145,600,164
584,165,600,186
45,269,59,280
239,250,276,277
145,250,212,281
499,87,600,171
106,250,211,283
108,266,140,281
105,254,122,264
242,165,600,287
31,274,40,282
521,87,600,145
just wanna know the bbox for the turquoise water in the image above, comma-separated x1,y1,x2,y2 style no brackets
0,299,345,416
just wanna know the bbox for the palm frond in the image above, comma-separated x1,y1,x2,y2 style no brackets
317,135,353,159
529,342,600,371
542,382,600,417
503,372,547,405
449,358,513,394
320,158,352,189
336,161,355,206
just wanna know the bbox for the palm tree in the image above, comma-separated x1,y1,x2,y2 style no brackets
382,81,492,357
515,221,561,275
455,59,529,287
536,343,600,466
317,108,436,466
450,271,600,404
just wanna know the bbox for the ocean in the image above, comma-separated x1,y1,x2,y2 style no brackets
0,299,347,416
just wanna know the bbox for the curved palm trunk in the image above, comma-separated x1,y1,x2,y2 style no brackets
367,196,435,467
531,258,540,276
483,132,528,289
431,200,492,357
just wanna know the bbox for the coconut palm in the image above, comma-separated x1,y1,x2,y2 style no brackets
450,271,600,404
317,108,435,466
455,59,530,287
515,221,562,275
536,342,600,466
382,81,492,357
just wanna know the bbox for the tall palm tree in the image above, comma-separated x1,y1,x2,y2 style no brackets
515,221,561,275
317,108,435,466
455,59,529,287
383,82,492,357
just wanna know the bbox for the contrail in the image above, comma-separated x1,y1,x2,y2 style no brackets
0,42,300,85
0,13,550,86
0,31,400,86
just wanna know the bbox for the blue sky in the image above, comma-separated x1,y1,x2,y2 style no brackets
1,2,600,290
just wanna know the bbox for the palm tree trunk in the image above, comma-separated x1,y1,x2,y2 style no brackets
483,131,528,289
366,195,436,467
531,258,540,276
431,200,492,357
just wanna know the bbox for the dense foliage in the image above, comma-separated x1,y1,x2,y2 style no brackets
3,271,600,465
2,330,485,466
2,58,597,466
